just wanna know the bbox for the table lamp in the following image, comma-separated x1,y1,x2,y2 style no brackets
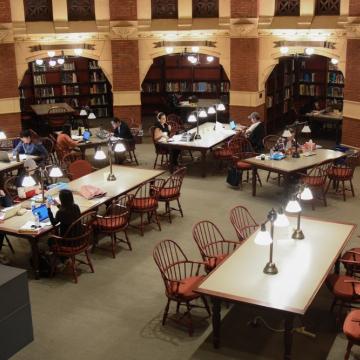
79,109,87,116
285,195,304,239
0,131,6,140
187,108,207,140
88,111,96,120
282,121,311,158
207,103,226,124
94,140,126,181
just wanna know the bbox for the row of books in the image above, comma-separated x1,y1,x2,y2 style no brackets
64,98,79,108
284,73,295,87
142,83,162,93
33,74,47,85
90,95,108,105
36,98,56,105
63,62,76,71
327,87,343,98
61,72,78,83
299,84,322,96
34,87,54,98
62,85,80,95
89,60,100,69
90,83,107,94
90,72,106,82
31,62,76,72
94,108,109,117
300,72,318,83
328,72,344,84
165,81,192,92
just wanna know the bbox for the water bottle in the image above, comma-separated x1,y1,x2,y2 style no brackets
34,212,40,228
31,200,36,212
270,147,274,159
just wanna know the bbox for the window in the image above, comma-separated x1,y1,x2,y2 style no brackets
275,0,300,16
316,0,340,15
24,0,53,21
151,0,178,19
67,0,95,21
193,0,219,18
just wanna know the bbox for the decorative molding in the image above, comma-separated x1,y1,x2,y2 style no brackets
113,91,141,106
0,29,10,42
193,0,219,19
275,0,300,16
111,26,138,39
230,23,258,37
67,0,95,21
24,0,53,22
316,0,340,16
345,23,360,38
230,91,265,107
151,0,178,19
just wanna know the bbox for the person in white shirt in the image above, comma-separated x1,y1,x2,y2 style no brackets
245,112,261,136
245,112,265,152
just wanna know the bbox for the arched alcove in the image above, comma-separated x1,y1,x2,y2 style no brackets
19,55,113,129
140,53,230,118
265,54,344,137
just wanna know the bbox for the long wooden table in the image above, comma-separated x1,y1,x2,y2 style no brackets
70,128,109,158
244,149,345,196
159,122,236,177
196,216,356,359
0,165,165,278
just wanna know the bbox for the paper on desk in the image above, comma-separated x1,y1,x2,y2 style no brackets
19,220,51,233
171,134,183,142
71,135,83,140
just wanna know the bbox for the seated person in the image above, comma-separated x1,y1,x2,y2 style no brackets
274,129,296,152
0,189,12,264
111,118,133,140
245,112,265,152
13,129,48,161
56,125,80,154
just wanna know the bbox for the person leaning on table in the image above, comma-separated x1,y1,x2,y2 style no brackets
56,125,81,154
13,129,48,162
245,112,265,153
0,189,13,265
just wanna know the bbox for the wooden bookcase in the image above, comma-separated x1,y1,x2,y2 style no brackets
141,54,230,116
265,54,344,134
19,56,113,123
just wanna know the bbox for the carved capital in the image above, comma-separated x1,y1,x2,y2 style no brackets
111,26,138,40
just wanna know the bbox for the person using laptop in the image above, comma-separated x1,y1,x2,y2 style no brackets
245,112,265,152
0,189,12,265
56,125,81,155
111,118,133,140
13,129,48,162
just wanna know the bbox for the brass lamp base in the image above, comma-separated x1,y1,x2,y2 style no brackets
195,134,201,139
292,228,304,240
292,152,300,158
107,173,117,181
263,262,278,275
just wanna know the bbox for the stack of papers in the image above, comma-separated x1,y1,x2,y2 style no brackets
19,221,51,233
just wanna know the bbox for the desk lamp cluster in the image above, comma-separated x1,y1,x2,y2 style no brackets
255,185,313,275
282,121,312,158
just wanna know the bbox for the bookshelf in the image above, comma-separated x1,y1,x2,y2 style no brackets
19,56,113,123
265,55,344,134
141,54,230,116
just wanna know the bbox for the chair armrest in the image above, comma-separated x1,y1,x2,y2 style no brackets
340,259,360,265
346,250,360,257
344,280,360,284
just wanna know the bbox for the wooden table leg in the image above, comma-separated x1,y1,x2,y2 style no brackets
201,150,207,178
252,167,257,196
29,239,41,280
284,312,295,360
212,297,221,348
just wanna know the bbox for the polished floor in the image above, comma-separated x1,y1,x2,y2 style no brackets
5,138,360,360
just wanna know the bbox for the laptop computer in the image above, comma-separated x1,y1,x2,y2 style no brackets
82,130,91,141
32,204,49,222
0,150,10,163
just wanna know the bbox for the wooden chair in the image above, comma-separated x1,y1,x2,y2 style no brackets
93,195,133,258
153,239,211,336
47,106,71,133
193,220,240,272
41,137,56,165
232,151,262,188
4,176,21,203
124,139,139,166
230,205,259,242
67,159,93,180
0,137,17,151
149,126,169,169
155,167,186,223
343,309,360,360
300,162,333,209
129,179,162,236
326,152,360,201
62,151,82,169
263,134,281,184
49,211,96,283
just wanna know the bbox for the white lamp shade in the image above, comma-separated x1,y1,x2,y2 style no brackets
0,131,6,140
79,109,87,116
114,143,126,153
305,47,314,55
94,149,106,160
216,103,226,111
165,47,173,54
207,106,216,115
192,46,199,53
300,187,313,201
88,112,96,119
57,58,65,65
302,125,311,133
280,46,289,55
274,213,290,227
49,166,63,178
188,114,197,123
35,59,44,66
47,50,55,57
285,199,302,213
207,56,214,62
254,226,272,246
331,58,339,65
49,60,56,67
198,109,208,118
74,48,83,56
282,129,292,138
22,175,37,187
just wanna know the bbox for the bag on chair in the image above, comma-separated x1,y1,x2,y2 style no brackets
226,167,241,187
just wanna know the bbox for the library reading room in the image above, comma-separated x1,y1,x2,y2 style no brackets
1,1,360,359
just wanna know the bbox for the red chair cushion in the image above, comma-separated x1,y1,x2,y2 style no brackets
236,161,251,170
131,198,158,210
159,187,179,199
302,176,325,186
344,310,360,341
328,166,353,179
206,254,228,270
170,275,204,298
326,274,360,299
214,147,232,158
94,216,127,230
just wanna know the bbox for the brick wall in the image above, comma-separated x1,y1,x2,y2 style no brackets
230,38,259,92
0,113,21,137
109,0,137,20
231,0,258,18
0,0,11,22
0,44,18,98
111,40,140,91
230,105,265,125
342,117,360,148
344,39,360,102
113,106,141,127
349,0,360,16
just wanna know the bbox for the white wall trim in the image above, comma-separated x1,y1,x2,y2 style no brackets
343,100,360,120
113,91,141,106
0,98,21,114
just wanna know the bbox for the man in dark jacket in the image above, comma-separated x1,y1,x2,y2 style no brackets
245,112,265,152
111,118,133,140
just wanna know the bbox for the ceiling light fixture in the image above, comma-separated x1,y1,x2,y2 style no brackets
305,47,314,56
47,50,55,57
280,46,289,55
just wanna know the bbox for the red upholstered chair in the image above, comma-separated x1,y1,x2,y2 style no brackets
232,151,262,188
49,212,96,283
343,310,360,360
149,126,169,169
62,151,82,169
230,205,259,242
155,167,186,223
67,159,93,180
129,179,162,236
192,220,240,272
93,194,133,258
301,162,332,209
326,152,360,201
153,239,211,336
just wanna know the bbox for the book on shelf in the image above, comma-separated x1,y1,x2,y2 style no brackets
220,82,229,92
33,74,47,85
266,96,273,109
62,62,75,71
299,84,322,96
94,108,108,117
90,83,107,94
192,82,217,93
90,95,107,105
328,72,344,84
90,72,105,82
65,98,79,108
89,60,100,69
61,72,77,83
142,82,161,93
284,73,295,86
62,85,80,96
300,72,316,82
165,81,192,92
327,86,343,98
39,98,56,105
34,87,54,98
